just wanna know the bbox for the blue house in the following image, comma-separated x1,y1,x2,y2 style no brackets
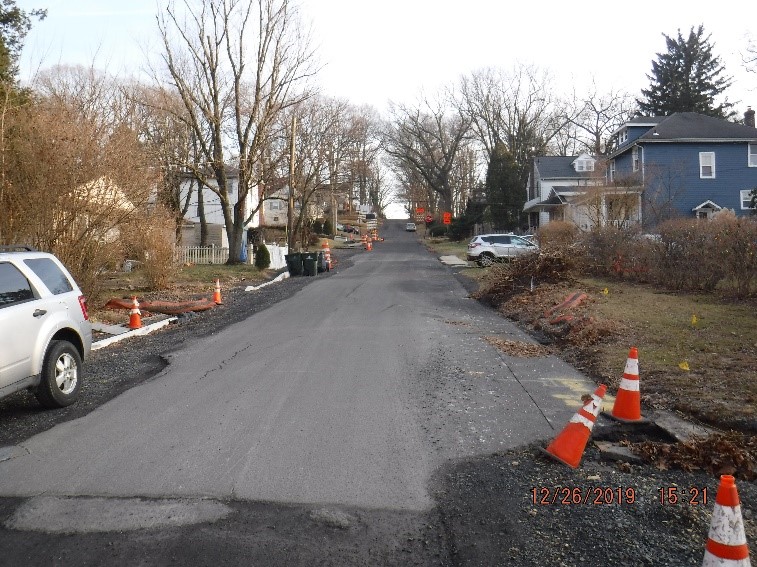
608,110,757,226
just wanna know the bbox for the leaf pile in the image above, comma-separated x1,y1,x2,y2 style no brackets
629,432,756,481
482,336,551,357
471,252,576,305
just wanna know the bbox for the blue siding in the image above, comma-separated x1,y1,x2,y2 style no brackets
643,142,756,216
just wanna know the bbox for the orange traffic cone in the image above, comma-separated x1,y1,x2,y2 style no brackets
366,240,373,251
544,384,606,468
610,347,644,422
128,296,142,329
213,279,223,304
702,475,750,566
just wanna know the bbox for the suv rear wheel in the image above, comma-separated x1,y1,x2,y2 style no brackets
477,252,495,267
35,340,82,408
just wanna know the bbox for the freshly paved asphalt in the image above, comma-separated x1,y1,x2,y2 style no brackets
0,219,597,563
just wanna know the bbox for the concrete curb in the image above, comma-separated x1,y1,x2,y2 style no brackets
244,271,289,292
92,318,177,351
439,255,470,267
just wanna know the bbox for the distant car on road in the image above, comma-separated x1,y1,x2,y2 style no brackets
406,222,417,232
0,246,92,407
466,233,539,267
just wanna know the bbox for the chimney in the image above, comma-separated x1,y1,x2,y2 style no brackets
745,106,755,128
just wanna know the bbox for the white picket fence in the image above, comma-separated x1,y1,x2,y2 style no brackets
174,244,287,267
175,246,234,265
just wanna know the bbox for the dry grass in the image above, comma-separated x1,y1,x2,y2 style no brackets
489,276,757,431
578,277,757,430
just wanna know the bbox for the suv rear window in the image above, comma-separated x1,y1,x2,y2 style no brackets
0,262,35,306
24,258,74,295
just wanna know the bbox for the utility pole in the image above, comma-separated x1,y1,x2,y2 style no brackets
287,114,297,250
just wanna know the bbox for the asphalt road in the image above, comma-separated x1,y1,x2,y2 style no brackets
0,219,599,565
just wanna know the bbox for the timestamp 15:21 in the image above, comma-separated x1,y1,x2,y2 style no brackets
658,486,708,506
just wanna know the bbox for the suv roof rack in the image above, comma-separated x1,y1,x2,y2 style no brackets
0,245,38,252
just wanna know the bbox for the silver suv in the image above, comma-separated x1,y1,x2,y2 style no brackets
466,233,539,266
0,247,92,407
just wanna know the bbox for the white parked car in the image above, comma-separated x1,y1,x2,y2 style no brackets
406,222,417,232
0,247,92,407
466,233,539,267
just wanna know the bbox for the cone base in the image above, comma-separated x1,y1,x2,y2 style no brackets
603,411,647,424
539,446,580,469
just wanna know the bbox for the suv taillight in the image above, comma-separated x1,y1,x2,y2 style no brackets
78,295,89,320
468,242,479,249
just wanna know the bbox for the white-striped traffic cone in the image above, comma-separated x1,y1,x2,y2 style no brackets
702,475,751,566
610,347,643,422
544,384,606,469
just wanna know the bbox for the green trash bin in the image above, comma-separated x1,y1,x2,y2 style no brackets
302,252,318,277
285,253,303,276
317,251,326,273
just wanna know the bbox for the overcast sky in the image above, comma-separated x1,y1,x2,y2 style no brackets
16,0,757,115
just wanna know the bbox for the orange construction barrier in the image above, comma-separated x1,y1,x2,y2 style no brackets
213,279,223,304
545,384,606,468
702,475,750,566
128,296,142,329
610,347,643,422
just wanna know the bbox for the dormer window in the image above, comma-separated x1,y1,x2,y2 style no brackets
574,158,595,172
618,129,628,145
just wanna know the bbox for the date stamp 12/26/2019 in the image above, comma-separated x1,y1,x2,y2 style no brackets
531,486,710,506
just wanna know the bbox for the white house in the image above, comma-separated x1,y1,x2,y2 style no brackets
523,153,642,231
180,170,259,247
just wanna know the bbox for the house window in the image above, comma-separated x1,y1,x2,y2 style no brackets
749,143,757,167
740,189,756,209
632,147,639,172
609,160,616,182
269,200,281,210
699,152,715,178
618,129,628,145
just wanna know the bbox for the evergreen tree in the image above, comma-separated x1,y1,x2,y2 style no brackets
0,1,45,83
637,25,734,119
254,243,271,269
484,142,524,231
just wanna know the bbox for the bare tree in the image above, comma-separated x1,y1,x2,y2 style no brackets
457,64,566,182
555,82,636,156
642,162,688,229
128,83,205,242
384,94,472,214
156,0,317,262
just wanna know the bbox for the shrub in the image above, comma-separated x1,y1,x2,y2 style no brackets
653,219,722,291
133,205,176,290
254,243,271,269
710,212,757,297
323,219,333,235
428,224,448,237
581,226,641,277
536,221,578,253
312,220,323,235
